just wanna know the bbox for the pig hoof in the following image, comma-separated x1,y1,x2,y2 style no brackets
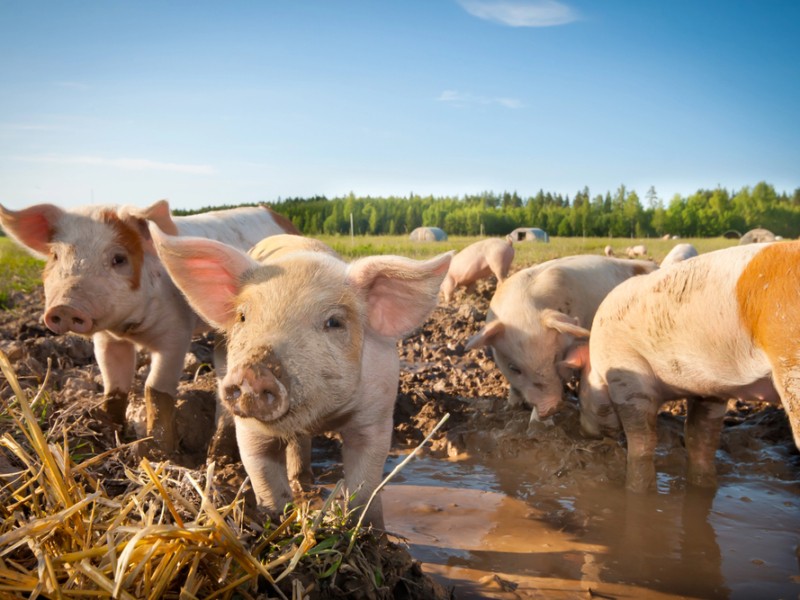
103,390,129,427
144,387,179,456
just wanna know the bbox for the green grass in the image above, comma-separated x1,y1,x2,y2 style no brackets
316,234,739,265
0,234,740,309
0,237,44,308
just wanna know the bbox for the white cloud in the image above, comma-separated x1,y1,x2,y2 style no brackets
437,90,524,109
15,155,217,175
458,0,578,27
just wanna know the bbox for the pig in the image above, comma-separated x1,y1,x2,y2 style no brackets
208,234,341,478
576,242,800,493
626,244,647,258
440,237,515,302
0,199,298,455
660,243,698,268
151,226,452,527
466,255,658,420
603,245,615,257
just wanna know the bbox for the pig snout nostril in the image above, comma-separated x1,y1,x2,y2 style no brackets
225,385,242,404
73,317,84,326
51,315,61,324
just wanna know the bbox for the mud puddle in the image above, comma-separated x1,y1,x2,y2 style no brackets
380,454,800,599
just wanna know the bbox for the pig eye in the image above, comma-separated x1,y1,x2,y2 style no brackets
324,316,343,330
111,253,128,267
237,311,245,323
508,363,522,375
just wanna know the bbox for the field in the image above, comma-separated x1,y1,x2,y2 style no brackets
0,234,797,598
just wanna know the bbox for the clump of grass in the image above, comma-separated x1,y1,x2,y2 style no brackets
0,351,415,599
0,350,449,599
0,238,43,309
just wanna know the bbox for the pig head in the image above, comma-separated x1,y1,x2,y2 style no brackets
466,255,657,420
152,228,451,528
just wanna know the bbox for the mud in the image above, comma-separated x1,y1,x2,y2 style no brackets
1,274,799,599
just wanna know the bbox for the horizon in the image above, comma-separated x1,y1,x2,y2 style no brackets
1,1,798,212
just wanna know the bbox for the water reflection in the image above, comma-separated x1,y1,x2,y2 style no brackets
383,455,799,599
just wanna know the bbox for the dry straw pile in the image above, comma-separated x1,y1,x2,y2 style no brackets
0,351,439,599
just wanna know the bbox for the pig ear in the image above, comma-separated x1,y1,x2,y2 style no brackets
150,224,259,329
346,251,453,338
140,199,179,235
0,203,63,258
541,309,591,338
120,199,178,255
560,344,590,370
465,319,505,351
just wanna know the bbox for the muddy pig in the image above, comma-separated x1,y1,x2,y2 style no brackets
208,234,341,476
440,237,514,302
660,242,698,268
0,199,297,455
576,242,800,493
466,255,657,420
151,227,451,527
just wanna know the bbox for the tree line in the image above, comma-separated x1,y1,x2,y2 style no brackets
175,181,800,238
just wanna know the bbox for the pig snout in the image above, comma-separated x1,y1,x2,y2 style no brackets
44,304,94,335
222,364,290,423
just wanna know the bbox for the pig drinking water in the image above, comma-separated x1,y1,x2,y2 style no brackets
151,227,451,527
466,255,657,420
0,199,297,455
578,242,800,493
440,238,514,302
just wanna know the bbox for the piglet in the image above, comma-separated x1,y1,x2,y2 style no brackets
151,227,451,527
0,200,296,455
440,238,514,302
578,242,800,493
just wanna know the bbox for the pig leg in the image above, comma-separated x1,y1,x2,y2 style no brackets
287,435,313,492
235,417,293,516
93,332,136,426
142,338,190,455
608,371,660,493
769,363,800,450
208,337,240,463
684,397,727,488
340,419,393,529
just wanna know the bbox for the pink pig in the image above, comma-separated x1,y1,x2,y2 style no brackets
0,199,297,455
576,242,800,493
440,238,515,302
467,255,657,420
151,227,451,527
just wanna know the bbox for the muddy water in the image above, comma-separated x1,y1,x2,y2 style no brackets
381,454,800,599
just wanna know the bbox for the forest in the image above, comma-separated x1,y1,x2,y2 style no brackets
179,181,800,239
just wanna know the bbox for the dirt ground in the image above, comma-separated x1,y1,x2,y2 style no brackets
1,276,798,598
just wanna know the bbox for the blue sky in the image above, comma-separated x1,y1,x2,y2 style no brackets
1,0,798,211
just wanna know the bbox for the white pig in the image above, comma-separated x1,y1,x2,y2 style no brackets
660,243,698,268
626,244,647,258
151,227,451,527
466,255,657,419
440,238,515,302
0,199,298,455
209,234,341,480
576,242,800,493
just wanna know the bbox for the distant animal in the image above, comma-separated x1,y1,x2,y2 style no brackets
660,243,698,268
466,255,658,420
440,238,515,302
0,199,298,455
604,245,614,257
152,226,451,527
576,242,800,493
626,244,647,258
